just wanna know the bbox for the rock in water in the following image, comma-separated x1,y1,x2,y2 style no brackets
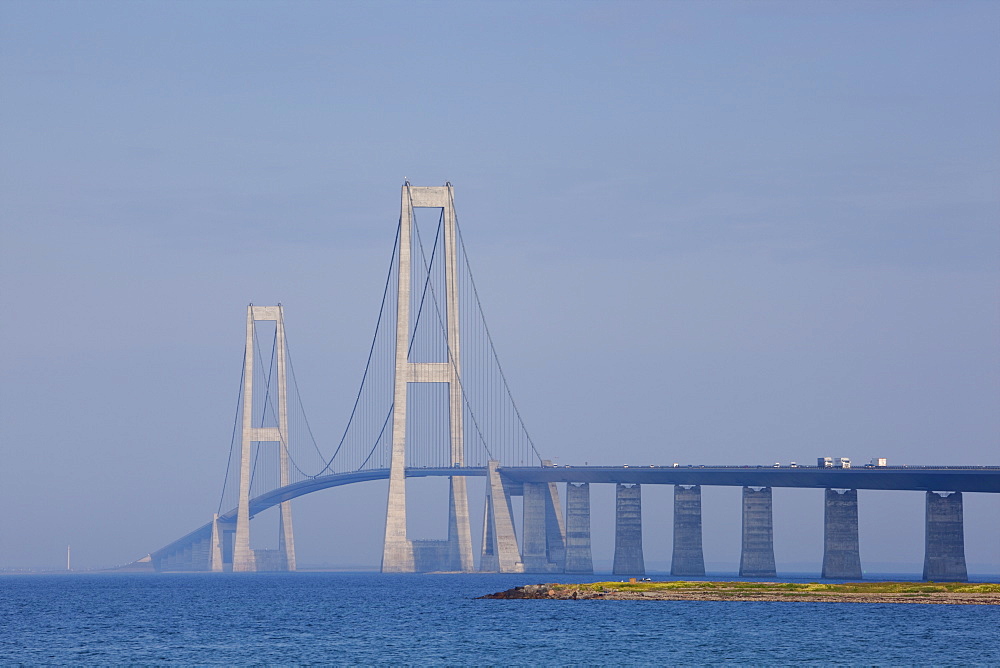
477,584,553,599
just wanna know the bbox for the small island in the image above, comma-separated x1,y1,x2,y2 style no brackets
480,581,1000,605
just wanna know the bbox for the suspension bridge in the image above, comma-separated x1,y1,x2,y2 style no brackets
141,183,999,582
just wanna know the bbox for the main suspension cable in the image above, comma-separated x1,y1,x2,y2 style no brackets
451,187,543,464
312,221,401,477
218,347,247,515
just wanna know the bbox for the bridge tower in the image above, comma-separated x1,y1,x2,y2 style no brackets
382,184,474,573
232,305,297,572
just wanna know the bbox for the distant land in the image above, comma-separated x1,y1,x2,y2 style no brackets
482,581,1000,605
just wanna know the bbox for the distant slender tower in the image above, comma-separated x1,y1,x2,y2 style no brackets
66,545,71,571
232,304,297,572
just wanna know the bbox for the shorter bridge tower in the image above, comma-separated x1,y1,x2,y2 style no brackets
231,305,297,572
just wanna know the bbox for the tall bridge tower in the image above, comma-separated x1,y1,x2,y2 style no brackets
232,304,297,572
382,184,474,572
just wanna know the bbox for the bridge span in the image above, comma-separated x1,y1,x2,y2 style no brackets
502,465,1000,493
140,184,996,583
238,465,1000,521
148,464,999,581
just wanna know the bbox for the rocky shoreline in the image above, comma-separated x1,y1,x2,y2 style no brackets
479,581,1000,605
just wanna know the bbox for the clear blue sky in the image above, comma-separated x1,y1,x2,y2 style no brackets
1,0,997,572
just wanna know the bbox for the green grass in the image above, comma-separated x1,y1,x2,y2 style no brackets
551,581,1000,595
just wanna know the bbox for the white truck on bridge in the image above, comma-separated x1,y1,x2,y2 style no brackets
818,456,852,468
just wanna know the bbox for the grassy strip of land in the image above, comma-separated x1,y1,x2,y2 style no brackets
480,581,1000,605
567,581,1000,594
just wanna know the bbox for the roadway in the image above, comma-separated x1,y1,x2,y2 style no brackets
499,465,1000,493
230,464,1000,520
150,464,1000,561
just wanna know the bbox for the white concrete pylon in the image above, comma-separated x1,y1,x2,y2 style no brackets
381,183,474,573
210,513,224,572
480,460,524,573
232,304,297,573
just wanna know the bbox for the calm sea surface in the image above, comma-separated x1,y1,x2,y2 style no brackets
2,572,998,664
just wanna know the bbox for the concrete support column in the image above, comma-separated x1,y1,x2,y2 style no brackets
923,491,968,582
222,527,235,568
446,477,474,571
278,510,295,572
739,486,776,577
275,310,296,572
189,540,203,571
209,514,224,572
671,484,705,576
822,489,862,579
613,483,645,576
479,492,498,572
536,460,567,571
478,461,523,573
191,537,210,571
522,482,550,572
233,306,257,573
544,479,567,571
564,482,593,574
442,188,473,574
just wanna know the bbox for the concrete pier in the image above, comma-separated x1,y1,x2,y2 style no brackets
522,482,551,572
411,540,450,571
739,486,776,577
612,483,645,575
252,548,286,571
479,460,524,573
479,494,498,573
520,479,566,573
822,489,862,579
564,482,593,573
544,479,567,570
210,514,224,572
671,484,705,576
922,491,968,582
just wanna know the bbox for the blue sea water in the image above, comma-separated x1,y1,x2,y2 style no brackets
1,572,998,665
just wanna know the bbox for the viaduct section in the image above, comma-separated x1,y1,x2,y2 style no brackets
149,464,999,582
481,465,998,582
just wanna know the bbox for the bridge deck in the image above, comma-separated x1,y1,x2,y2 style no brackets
499,465,1000,493
149,465,999,561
